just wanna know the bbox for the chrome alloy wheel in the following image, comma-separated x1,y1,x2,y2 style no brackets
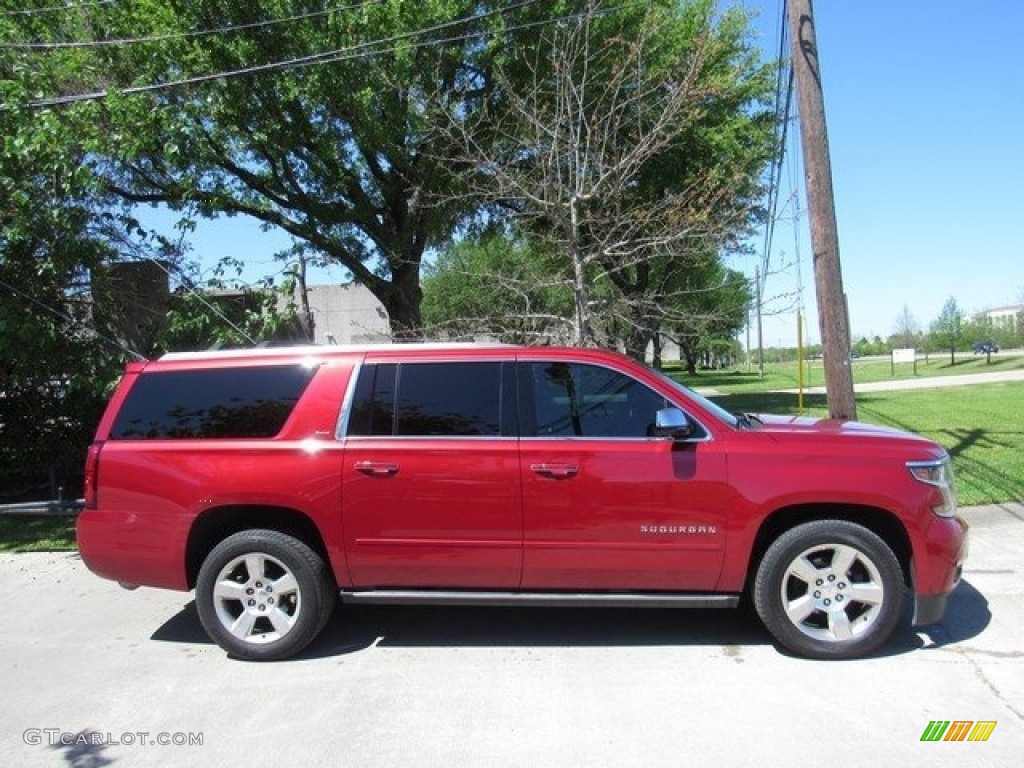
780,543,885,643
211,553,302,646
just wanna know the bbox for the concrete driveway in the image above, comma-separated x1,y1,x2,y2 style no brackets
1,505,1022,767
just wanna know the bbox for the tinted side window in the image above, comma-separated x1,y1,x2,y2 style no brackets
349,362,507,437
111,365,316,439
522,362,667,438
348,363,397,436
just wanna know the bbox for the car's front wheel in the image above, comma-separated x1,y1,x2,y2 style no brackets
753,520,904,660
196,529,335,661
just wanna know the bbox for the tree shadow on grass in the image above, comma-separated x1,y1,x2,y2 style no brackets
935,431,1024,503
675,369,787,390
711,391,829,415
713,392,1024,503
857,401,1024,503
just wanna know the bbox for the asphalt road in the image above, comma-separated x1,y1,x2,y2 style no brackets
2,504,1022,768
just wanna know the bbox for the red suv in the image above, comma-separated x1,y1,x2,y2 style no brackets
77,344,967,661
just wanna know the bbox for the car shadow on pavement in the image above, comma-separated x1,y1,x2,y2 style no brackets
150,599,773,658
150,601,210,645
899,578,991,650
868,579,991,658
304,603,774,659
150,579,991,661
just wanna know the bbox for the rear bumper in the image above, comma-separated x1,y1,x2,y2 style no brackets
77,509,190,591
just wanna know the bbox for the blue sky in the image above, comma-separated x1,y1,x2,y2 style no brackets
138,0,1024,347
743,0,1024,345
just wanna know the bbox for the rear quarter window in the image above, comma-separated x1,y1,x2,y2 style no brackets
110,365,316,439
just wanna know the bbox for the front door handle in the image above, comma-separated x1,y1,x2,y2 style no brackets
354,461,400,477
530,463,579,479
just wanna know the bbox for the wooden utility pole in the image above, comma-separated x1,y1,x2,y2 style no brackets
787,0,857,420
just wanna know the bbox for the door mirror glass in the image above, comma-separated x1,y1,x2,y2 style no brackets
654,408,692,439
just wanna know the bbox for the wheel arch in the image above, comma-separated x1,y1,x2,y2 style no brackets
185,505,332,590
746,503,913,591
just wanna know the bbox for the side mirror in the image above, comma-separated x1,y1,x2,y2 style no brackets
653,408,693,440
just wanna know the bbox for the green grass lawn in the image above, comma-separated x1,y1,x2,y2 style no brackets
668,351,1024,394
0,515,77,553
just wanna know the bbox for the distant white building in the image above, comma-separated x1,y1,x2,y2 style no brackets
975,304,1022,333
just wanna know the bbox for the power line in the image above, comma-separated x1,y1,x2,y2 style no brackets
788,124,804,312
24,0,539,106
760,0,792,290
0,273,146,361
22,0,633,109
145,258,259,346
1,0,386,49
766,68,794,263
0,257,274,355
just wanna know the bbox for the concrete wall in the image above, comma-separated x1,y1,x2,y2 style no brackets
91,261,170,354
302,283,391,345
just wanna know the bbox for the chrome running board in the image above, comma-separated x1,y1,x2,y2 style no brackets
338,590,739,609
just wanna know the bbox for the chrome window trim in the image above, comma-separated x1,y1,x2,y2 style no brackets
337,357,715,443
335,360,363,440
341,434,708,443
343,435,519,442
520,433,713,444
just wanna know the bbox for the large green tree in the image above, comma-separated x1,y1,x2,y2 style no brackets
422,233,574,343
930,296,964,365
2,2,261,496
17,0,558,338
659,259,751,374
7,0,773,349
0,15,125,497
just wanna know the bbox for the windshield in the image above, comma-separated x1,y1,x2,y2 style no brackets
652,369,740,429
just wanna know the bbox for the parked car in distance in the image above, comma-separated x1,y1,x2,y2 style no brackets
972,341,999,354
78,344,968,661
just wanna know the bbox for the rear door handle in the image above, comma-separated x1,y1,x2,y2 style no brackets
530,463,578,479
354,461,400,477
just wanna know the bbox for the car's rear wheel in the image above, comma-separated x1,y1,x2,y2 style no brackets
196,529,335,661
754,520,904,659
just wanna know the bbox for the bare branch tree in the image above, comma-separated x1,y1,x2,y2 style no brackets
437,0,775,355
892,304,919,349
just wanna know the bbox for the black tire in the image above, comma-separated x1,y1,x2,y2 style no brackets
753,520,904,660
196,529,336,661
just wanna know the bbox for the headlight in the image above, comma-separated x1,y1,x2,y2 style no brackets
907,458,957,517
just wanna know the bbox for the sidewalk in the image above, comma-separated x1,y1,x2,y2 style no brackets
964,500,1024,520
780,368,1024,395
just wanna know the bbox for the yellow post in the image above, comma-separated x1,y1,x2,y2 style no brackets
797,311,805,414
